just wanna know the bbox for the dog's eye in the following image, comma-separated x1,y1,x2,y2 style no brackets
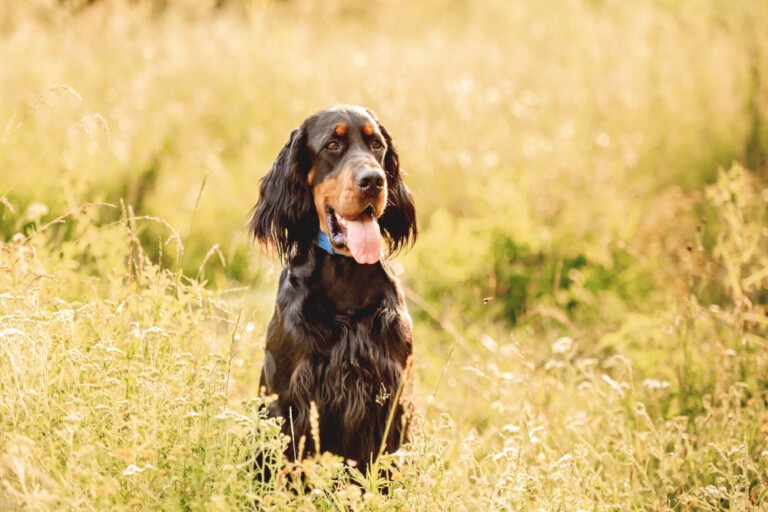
370,139,383,150
326,141,340,151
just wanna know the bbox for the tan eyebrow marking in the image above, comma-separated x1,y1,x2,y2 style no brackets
362,123,374,136
334,124,348,136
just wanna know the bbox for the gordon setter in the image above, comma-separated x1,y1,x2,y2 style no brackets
250,105,417,476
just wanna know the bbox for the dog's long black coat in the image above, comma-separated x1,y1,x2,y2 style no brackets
250,105,417,475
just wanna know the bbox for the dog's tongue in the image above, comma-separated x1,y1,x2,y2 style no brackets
346,215,381,264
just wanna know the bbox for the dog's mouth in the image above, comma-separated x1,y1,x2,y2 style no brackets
326,205,381,264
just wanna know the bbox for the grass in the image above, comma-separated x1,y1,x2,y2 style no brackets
1,0,768,509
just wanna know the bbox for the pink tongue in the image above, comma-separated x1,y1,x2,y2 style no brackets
346,216,381,264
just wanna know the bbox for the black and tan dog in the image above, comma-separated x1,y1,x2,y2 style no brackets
250,105,417,475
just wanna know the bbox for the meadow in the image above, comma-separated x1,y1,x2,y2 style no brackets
1,0,768,509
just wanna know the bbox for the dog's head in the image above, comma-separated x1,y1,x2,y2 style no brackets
250,105,417,263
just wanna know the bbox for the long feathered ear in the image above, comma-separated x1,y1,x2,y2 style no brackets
249,126,316,259
376,119,418,253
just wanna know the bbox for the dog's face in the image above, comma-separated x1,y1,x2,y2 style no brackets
305,107,390,263
250,105,417,264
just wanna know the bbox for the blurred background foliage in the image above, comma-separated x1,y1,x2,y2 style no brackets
3,0,768,334
1,0,767,329
2,0,768,508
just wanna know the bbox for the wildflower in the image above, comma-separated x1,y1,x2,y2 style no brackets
549,453,574,473
552,336,574,354
642,379,670,391
122,464,153,477
24,202,49,221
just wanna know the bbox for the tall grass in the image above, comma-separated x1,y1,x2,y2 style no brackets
1,0,768,509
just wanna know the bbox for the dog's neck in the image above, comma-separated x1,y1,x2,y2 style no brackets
282,244,401,318
315,231,344,256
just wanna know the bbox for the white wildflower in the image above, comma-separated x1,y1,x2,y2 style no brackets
552,336,574,354
24,202,49,221
544,359,565,371
214,409,251,423
122,464,153,477
549,453,574,473
642,379,670,391
52,309,74,322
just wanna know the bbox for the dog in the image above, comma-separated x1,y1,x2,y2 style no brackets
250,105,417,476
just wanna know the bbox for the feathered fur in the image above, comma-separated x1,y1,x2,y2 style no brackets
249,105,417,475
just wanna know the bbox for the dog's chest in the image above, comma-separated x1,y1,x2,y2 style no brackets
309,255,392,316
276,251,411,419
315,317,405,422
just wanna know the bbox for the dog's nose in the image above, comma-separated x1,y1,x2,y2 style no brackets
355,168,385,196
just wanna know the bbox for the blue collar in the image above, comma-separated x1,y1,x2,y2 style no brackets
316,231,344,256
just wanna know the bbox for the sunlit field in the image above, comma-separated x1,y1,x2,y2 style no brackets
2,0,768,509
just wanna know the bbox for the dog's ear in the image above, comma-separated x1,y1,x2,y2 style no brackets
373,116,417,254
249,125,316,259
